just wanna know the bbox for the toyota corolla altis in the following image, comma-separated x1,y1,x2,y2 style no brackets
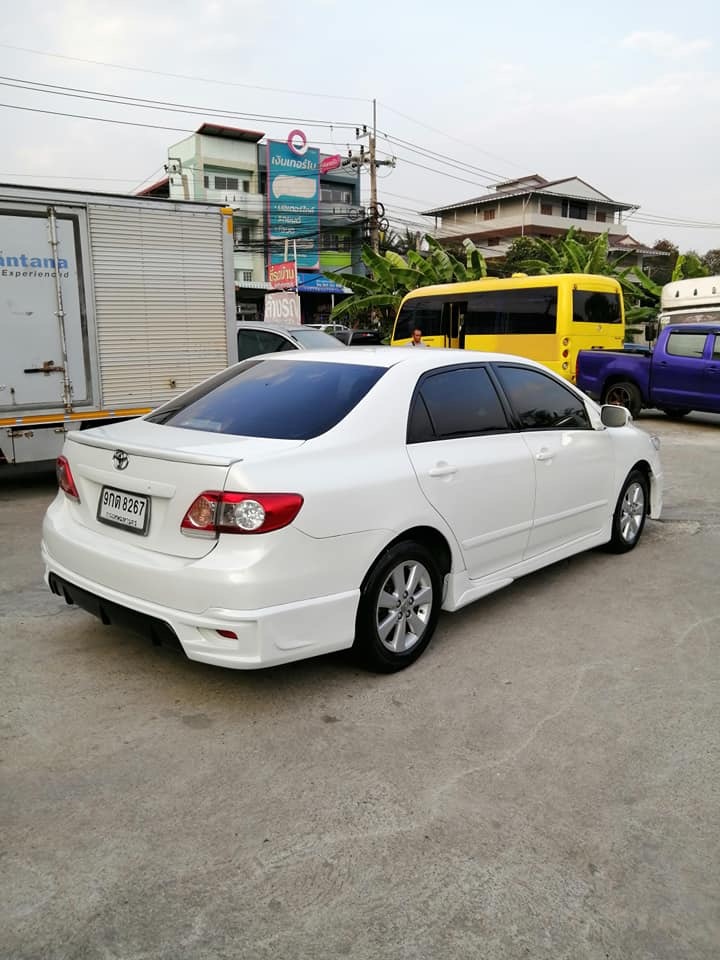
42,349,662,672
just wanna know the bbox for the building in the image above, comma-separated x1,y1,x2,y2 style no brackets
138,124,363,323
421,174,655,267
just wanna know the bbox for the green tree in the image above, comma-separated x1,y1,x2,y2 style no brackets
702,248,720,275
329,236,488,333
646,239,679,286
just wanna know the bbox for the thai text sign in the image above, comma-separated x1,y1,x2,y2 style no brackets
264,292,301,324
267,132,320,271
268,260,297,289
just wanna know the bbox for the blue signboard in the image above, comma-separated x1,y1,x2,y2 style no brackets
297,272,352,294
267,135,320,271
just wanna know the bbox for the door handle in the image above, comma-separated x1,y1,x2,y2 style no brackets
428,462,458,478
535,448,554,462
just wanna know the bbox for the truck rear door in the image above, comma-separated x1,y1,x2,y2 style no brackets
651,329,720,412
0,207,89,412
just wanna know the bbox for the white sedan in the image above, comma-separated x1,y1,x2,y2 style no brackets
42,349,663,672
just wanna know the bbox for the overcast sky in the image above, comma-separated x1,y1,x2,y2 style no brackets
1,0,718,254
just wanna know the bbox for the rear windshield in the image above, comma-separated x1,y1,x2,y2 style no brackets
146,358,386,439
289,328,345,349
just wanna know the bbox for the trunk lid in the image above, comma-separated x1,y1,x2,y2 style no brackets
64,419,305,559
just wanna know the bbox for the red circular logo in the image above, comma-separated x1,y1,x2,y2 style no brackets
287,129,308,156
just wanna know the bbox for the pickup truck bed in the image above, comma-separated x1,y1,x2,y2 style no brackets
577,324,720,418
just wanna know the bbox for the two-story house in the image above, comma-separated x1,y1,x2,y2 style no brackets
421,174,655,267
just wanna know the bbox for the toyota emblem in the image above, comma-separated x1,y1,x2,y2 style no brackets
113,450,129,471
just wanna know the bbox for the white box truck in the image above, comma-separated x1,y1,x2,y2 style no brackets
0,184,237,466
659,275,720,326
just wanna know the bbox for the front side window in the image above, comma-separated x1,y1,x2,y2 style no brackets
394,298,445,340
573,289,622,324
408,367,509,441
494,365,591,430
666,333,708,359
713,335,720,360
146,359,386,440
237,329,293,361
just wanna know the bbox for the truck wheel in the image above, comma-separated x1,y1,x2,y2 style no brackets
354,540,442,672
661,407,690,420
602,381,641,418
605,469,648,554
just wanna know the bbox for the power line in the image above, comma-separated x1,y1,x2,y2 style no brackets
0,76,363,130
377,100,529,173
379,133,507,182
0,43,371,104
0,103,358,148
376,148,492,190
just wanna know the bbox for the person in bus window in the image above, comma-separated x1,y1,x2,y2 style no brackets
408,328,428,347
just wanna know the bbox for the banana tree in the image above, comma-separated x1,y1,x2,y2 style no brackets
329,237,488,328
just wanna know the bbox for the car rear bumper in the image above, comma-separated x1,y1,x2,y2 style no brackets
43,546,359,669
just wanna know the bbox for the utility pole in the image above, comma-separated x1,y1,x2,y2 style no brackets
345,99,395,253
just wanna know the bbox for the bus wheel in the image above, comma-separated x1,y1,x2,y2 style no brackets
602,381,641,418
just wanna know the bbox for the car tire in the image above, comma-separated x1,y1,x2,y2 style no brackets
602,381,642,418
661,407,690,419
354,540,442,672
605,469,648,554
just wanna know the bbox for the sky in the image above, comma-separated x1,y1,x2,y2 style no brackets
1,0,719,254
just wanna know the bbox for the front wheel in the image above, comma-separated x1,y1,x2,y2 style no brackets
602,381,642,419
605,470,648,554
354,540,442,672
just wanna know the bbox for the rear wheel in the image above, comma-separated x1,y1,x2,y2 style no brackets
354,540,442,672
661,407,690,419
602,381,642,418
606,469,648,553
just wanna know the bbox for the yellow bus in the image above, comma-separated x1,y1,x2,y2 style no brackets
391,273,625,381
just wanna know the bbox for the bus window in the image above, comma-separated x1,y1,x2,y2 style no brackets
394,298,445,340
464,288,557,335
573,290,621,324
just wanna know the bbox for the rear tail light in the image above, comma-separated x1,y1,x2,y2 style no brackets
181,491,304,537
56,455,80,502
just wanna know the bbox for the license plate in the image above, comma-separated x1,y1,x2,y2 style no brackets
97,486,150,535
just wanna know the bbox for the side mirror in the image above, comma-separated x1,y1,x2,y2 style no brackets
644,322,658,342
601,404,630,427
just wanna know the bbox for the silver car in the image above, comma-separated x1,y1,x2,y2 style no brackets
236,323,345,361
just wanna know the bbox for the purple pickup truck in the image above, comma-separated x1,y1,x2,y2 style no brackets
576,323,720,419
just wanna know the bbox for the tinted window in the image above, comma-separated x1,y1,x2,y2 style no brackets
666,332,707,359
463,288,557,335
237,329,293,361
147,359,386,440
713,335,720,360
573,289,621,324
290,329,345,350
410,367,509,440
494,365,591,430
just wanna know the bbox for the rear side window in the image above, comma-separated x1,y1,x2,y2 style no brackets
463,287,558,335
494,365,591,430
147,359,386,439
573,289,621,324
666,332,707,358
408,366,509,441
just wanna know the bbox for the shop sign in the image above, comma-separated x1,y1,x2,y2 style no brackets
267,130,320,271
264,291,301,324
268,260,297,289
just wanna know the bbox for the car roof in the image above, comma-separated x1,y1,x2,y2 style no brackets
240,345,555,373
